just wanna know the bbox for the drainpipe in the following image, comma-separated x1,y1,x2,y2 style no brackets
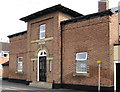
60,22,63,88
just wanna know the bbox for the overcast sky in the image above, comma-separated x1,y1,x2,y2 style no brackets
0,0,120,42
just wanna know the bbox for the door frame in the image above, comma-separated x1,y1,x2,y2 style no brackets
37,50,46,81
114,61,120,90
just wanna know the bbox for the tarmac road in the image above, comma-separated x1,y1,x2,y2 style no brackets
1,78,87,92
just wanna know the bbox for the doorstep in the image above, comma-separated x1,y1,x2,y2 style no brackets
29,81,52,89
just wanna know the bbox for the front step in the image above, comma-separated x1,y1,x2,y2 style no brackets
29,82,52,89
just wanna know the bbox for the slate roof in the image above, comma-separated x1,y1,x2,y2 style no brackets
8,6,117,39
7,31,27,38
2,61,9,66
61,9,114,25
20,4,83,22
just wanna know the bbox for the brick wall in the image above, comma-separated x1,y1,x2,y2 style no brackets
27,12,73,83
3,66,9,78
7,11,73,83
62,14,118,87
109,13,119,86
9,33,27,80
8,9,119,87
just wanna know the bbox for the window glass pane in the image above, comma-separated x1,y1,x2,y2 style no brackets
76,52,87,60
40,24,45,39
40,52,43,55
18,62,22,71
76,60,87,73
18,57,23,72
40,24,45,31
39,50,46,56
49,60,52,72
4,54,8,57
40,32,45,39
19,58,23,62
44,52,46,55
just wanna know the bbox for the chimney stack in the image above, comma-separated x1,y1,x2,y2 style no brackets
98,0,109,12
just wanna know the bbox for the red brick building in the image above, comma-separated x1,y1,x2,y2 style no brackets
3,0,120,91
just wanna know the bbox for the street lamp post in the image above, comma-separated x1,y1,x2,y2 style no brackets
97,61,101,91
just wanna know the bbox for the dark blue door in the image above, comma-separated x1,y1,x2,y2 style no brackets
116,63,120,92
39,56,46,82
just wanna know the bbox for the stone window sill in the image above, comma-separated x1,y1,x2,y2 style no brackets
15,72,24,75
73,72,90,77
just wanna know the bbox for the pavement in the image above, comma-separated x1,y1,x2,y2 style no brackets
0,78,87,92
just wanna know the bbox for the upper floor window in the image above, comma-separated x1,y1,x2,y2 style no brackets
40,24,46,39
76,52,87,73
17,57,23,72
1,51,8,58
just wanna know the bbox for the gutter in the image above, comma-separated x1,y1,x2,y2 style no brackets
60,22,63,87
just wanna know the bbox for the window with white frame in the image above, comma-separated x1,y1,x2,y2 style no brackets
17,57,23,72
40,24,46,39
76,52,87,73
1,51,8,58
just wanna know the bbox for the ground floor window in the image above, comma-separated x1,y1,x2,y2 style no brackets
76,52,87,73
1,51,9,58
17,57,23,72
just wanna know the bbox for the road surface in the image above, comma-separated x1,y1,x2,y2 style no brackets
1,78,86,92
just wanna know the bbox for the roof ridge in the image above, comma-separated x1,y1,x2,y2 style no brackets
61,9,113,25
20,4,83,22
8,30,27,38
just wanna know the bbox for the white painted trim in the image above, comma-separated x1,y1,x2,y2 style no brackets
1,51,9,58
37,50,46,81
17,57,23,72
76,52,87,61
37,55,39,81
40,24,46,39
76,72,87,74
114,61,120,90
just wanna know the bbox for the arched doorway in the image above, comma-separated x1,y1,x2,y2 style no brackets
37,50,47,82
